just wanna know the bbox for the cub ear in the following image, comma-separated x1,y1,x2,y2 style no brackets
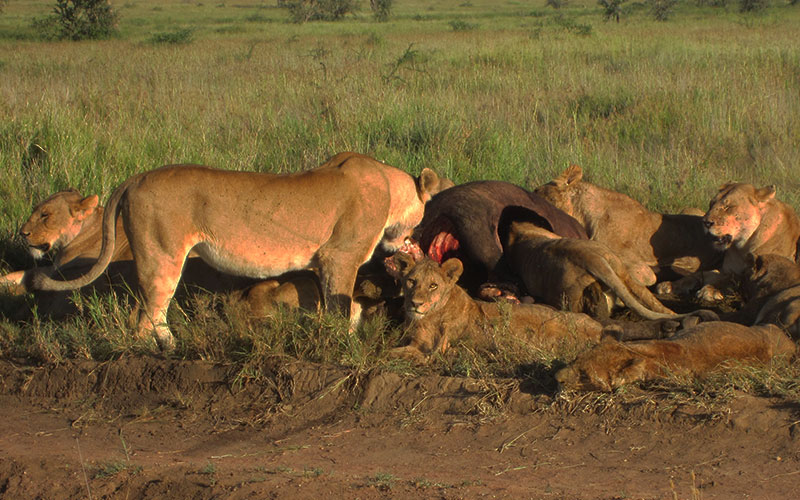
71,194,99,218
613,357,647,387
440,258,464,283
553,164,582,188
417,168,444,200
393,252,417,277
718,181,736,191
754,185,776,203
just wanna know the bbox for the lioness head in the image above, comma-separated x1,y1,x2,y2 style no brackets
381,168,449,252
532,164,583,216
19,190,100,260
555,337,647,392
394,253,463,321
703,182,775,251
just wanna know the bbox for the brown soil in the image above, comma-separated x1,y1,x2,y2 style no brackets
0,356,798,499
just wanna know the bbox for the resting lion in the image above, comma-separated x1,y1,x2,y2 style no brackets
534,165,720,287
665,182,800,301
0,189,135,318
502,217,678,320
555,322,795,392
389,254,604,363
733,254,800,340
32,152,443,349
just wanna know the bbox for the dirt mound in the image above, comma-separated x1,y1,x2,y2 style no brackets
0,357,798,499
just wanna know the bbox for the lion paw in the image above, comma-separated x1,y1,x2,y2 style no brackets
696,285,724,302
655,282,673,295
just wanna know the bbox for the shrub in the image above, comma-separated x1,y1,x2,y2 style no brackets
449,19,478,31
649,0,678,20
598,0,626,22
546,0,568,8
370,0,393,21
286,0,357,23
738,0,767,11
50,0,118,40
148,28,194,45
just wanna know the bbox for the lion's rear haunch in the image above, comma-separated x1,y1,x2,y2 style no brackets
32,152,442,348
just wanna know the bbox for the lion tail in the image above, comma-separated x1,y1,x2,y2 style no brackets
585,253,678,321
32,175,133,292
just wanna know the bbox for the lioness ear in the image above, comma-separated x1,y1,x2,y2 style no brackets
393,252,417,277
71,194,99,218
417,168,442,200
440,258,464,283
754,185,776,203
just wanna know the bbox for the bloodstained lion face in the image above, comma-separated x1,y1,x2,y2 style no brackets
703,183,773,251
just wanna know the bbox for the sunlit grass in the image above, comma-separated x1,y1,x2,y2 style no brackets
0,1,799,392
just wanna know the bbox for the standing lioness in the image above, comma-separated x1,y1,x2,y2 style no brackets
33,152,443,349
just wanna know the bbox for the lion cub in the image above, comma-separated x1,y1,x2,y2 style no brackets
737,254,800,340
503,219,677,320
555,322,795,392
390,254,604,363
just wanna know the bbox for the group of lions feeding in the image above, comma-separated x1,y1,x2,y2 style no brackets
2,153,798,392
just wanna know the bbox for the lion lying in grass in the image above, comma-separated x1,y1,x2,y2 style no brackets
555,322,795,392
389,254,605,363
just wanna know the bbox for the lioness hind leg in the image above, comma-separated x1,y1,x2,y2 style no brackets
134,257,184,350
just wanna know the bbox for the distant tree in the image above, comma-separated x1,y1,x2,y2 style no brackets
370,0,393,21
598,0,626,21
51,0,118,40
286,0,357,23
649,0,677,20
738,0,767,11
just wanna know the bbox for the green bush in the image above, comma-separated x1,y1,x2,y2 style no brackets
598,0,626,22
148,28,194,45
370,0,393,21
50,0,118,40
286,0,357,23
649,0,678,20
738,0,767,11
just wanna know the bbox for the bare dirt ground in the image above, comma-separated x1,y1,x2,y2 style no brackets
0,356,798,500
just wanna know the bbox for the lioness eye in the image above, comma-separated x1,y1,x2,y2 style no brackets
429,283,438,290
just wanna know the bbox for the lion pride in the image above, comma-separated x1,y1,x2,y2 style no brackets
32,152,443,349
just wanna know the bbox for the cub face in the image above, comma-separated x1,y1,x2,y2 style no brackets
555,338,647,392
532,164,583,216
703,183,775,251
18,190,99,260
396,256,463,321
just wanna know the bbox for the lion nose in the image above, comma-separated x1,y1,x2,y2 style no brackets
18,228,30,239
703,219,713,229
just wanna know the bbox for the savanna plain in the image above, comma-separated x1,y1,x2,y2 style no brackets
1,0,800,498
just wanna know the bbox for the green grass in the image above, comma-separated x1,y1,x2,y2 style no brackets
0,1,799,396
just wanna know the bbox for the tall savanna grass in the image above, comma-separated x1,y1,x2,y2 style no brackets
0,1,799,385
